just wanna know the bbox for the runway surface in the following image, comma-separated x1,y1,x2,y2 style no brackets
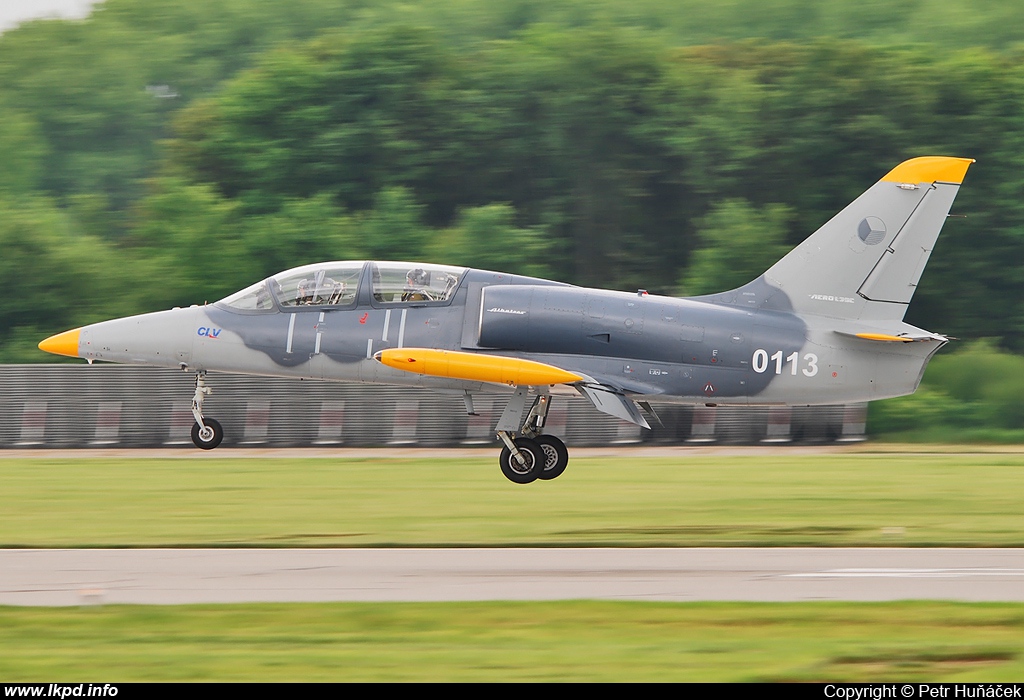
3,548,1024,606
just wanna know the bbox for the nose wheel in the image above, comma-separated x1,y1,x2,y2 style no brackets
191,418,224,450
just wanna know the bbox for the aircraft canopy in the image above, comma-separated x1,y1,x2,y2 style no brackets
217,261,466,311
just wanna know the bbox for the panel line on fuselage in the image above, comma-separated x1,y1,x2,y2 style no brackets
314,312,324,355
286,313,297,354
397,309,407,348
382,309,392,341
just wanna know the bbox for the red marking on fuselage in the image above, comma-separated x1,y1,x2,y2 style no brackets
358,313,368,324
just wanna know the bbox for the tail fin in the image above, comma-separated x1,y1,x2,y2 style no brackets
752,156,973,322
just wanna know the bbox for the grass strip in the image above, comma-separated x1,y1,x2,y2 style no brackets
1,452,1023,547
1,601,1022,682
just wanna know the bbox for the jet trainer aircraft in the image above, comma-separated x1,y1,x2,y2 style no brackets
40,156,973,483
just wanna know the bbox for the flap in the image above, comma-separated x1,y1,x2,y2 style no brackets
577,384,651,429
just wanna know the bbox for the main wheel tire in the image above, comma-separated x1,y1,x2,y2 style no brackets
499,438,544,484
191,418,224,450
535,434,569,480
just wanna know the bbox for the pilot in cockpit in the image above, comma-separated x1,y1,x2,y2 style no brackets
295,278,315,305
402,268,431,302
295,276,347,305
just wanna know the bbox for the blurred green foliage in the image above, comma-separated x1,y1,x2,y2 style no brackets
2,0,1024,409
0,195,136,362
869,341,1024,441
679,200,792,295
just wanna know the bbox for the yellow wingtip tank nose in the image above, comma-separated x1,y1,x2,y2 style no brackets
38,328,82,358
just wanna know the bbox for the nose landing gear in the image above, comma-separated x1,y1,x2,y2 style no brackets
190,371,223,450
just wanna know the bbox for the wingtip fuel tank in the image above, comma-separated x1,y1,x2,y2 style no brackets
375,347,584,386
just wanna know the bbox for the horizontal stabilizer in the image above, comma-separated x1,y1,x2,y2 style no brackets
374,348,583,386
577,384,651,429
834,330,948,343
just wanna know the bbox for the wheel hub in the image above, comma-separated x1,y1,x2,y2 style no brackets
510,451,535,474
540,444,558,470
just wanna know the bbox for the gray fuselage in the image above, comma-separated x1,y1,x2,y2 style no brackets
76,262,943,407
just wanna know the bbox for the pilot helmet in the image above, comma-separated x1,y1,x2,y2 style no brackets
407,268,429,286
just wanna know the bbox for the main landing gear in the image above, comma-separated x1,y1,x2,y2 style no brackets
494,389,569,484
190,371,223,450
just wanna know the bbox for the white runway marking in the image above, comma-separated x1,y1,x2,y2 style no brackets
786,568,1024,578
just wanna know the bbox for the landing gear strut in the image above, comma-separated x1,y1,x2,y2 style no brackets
190,371,223,450
494,389,569,484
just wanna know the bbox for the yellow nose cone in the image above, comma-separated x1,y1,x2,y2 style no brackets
38,328,81,358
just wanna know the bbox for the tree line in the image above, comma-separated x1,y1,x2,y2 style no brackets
3,0,1024,364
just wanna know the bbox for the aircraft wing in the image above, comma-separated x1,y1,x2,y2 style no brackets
375,347,654,428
